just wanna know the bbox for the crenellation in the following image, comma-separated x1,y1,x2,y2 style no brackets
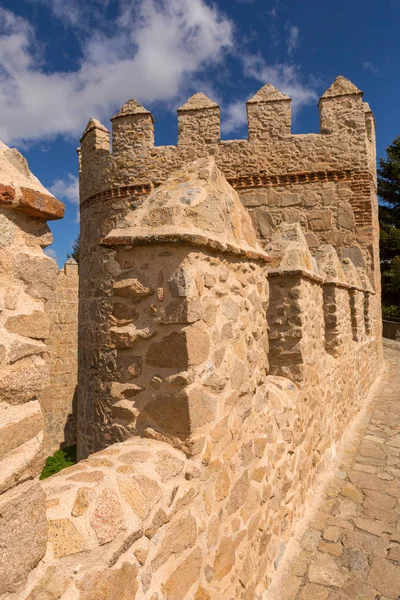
111,99,155,155
247,83,291,140
177,92,220,147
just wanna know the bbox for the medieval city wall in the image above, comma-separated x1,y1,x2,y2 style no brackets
9,163,380,599
40,259,79,454
0,76,385,600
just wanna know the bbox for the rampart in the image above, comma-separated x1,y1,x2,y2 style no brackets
0,76,384,600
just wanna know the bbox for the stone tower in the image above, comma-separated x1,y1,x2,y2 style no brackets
78,76,382,458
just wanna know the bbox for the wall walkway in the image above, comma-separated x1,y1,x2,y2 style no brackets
266,345,400,599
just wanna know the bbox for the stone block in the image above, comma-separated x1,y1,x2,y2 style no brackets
254,207,275,237
112,276,153,299
0,400,43,459
239,190,267,207
77,563,139,600
13,253,58,300
281,193,301,206
90,488,125,545
6,310,51,339
0,356,48,405
338,203,355,229
146,324,210,368
0,481,47,595
164,547,202,600
308,210,332,231
152,512,197,570
48,518,86,558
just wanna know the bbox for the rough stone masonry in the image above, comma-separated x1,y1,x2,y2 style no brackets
0,76,384,599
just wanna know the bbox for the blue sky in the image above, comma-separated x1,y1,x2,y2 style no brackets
0,0,399,265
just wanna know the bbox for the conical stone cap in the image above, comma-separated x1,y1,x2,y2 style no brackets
264,222,315,273
81,118,109,141
111,99,154,122
320,76,362,100
102,157,269,261
178,92,219,112
247,83,290,104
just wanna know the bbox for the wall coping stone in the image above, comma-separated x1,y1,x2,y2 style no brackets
268,268,375,294
101,230,271,262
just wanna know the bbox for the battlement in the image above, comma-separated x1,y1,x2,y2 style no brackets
79,76,376,204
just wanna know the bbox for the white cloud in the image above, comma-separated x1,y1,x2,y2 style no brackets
50,174,79,205
44,247,58,261
0,1,233,144
49,173,79,221
286,25,300,57
221,100,247,135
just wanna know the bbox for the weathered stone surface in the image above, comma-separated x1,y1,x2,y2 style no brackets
6,310,51,339
0,400,44,459
308,210,333,231
146,325,210,368
338,203,355,229
13,253,58,300
113,275,153,298
18,187,64,220
48,519,85,558
164,547,202,600
152,513,197,570
71,487,96,517
367,557,400,597
0,481,47,594
0,357,48,405
26,566,72,600
90,488,125,544
77,563,139,600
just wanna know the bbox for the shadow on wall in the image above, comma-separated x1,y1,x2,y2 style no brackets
62,386,78,449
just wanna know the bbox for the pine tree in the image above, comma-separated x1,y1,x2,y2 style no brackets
378,136,400,318
66,235,80,264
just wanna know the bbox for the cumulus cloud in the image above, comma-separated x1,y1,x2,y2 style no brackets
0,1,233,144
49,173,79,221
50,174,79,205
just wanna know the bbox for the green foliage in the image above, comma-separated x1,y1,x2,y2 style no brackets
378,136,400,312
382,305,400,321
378,135,400,209
66,235,80,264
40,445,77,480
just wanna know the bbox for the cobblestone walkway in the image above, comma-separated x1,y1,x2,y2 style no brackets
275,346,400,600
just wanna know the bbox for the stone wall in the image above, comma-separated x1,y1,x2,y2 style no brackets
8,166,381,599
0,143,64,595
40,258,79,453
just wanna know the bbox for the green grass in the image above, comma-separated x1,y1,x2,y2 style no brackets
40,445,77,480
